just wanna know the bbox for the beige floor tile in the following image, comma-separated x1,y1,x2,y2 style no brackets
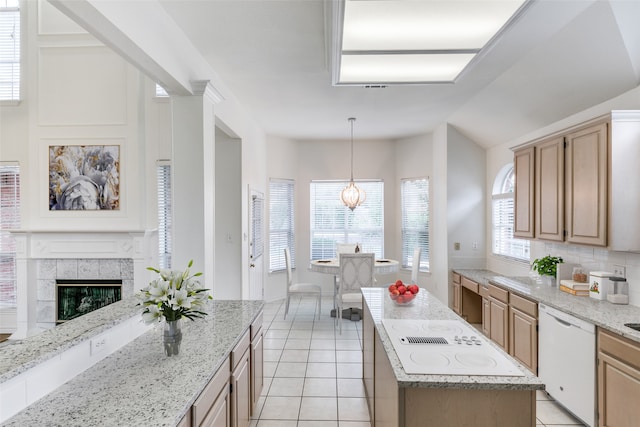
337,397,370,421
337,378,366,397
298,421,338,427
310,339,336,350
311,330,336,339
268,377,305,397
303,378,337,397
537,390,552,400
284,338,312,350
274,362,308,378
336,350,362,363
306,362,337,378
308,349,336,363
263,361,277,378
337,363,363,379
536,400,584,425
263,349,282,362
259,396,301,420
261,377,272,396
299,397,338,420
339,422,372,427
288,329,313,339
280,349,309,362
256,420,297,427
263,338,286,350
336,340,361,351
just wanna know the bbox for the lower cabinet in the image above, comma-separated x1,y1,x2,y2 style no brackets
597,328,640,426
231,331,252,427
452,273,461,315
192,358,232,427
250,312,264,415
487,284,509,352
363,301,375,421
509,294,538,374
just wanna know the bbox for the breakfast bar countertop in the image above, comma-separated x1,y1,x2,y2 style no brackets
453,269,640,344
362,287,543,390
2,299,264,427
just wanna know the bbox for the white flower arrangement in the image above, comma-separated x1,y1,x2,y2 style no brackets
137,260,212,324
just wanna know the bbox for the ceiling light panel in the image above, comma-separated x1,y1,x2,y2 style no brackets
342,1,527,51
340,53,476,83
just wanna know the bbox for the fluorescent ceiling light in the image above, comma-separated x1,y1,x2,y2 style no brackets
335,0,529,85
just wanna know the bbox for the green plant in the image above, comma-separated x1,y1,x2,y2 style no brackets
531,255,564,278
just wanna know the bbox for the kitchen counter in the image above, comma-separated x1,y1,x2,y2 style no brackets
362,287,542,390
454,269,640,344
1,299,263,426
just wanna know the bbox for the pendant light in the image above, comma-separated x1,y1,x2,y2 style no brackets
340,117,366,210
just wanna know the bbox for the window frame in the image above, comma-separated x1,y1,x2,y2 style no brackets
491,164,530,262
0,162,20,307
268,178,295,273
0,0,21,103
310,179,384,260
400,177,430,272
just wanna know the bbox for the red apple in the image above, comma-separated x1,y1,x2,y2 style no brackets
388,284,397,292
408,284,419,294
397,285,406,295
395,279,403,287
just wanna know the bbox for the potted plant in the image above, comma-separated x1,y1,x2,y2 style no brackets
532,255,563,286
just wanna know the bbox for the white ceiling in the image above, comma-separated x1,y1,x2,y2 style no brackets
158,0,640,148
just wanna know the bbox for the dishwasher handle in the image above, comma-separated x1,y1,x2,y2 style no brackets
540,303,595,333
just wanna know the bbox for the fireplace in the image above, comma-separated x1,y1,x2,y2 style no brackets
56,279,122,323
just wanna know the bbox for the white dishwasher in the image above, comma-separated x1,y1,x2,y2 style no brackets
539,303,595,427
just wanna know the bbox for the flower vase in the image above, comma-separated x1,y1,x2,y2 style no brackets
541,275,555,287
163,319,182,356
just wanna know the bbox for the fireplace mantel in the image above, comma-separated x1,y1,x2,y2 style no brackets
8,230,155,339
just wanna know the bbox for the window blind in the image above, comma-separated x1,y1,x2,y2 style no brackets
157,162,172,269
0,1,20,101
252,194,264,260
155,84,169,98
401,178,430,271
310,180,384,260
492,166,529,260
0,164,19,307
269,179,295,273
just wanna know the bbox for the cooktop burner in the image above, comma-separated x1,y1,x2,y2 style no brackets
382,319,524,376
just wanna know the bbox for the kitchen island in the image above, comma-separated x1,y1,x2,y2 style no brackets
1,298,264,426
362,287,542,427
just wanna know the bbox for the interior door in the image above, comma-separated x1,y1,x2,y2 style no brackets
248,188,264,300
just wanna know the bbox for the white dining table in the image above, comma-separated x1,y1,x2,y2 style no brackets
310,258,400,319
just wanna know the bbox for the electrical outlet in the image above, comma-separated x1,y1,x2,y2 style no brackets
454,242,460,250
613,265,626,278
472,242,479,250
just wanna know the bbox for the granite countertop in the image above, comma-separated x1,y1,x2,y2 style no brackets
0,297,142,383
2,299,264,427
362,287,543,391
454,269,640,344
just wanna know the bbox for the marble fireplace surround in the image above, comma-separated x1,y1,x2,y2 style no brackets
10,231,152,339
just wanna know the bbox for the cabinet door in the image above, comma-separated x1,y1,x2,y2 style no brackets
565,122,608,246
489,298,508,352
482,298,491,337
452,283,461,315
200,386,231,427
231,349,251,427
509,306,537,374
535,137,564,241
250,331,263,416
514,146,535,238
363,302,375,422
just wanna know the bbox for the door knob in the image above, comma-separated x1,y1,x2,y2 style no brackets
250,263,255,268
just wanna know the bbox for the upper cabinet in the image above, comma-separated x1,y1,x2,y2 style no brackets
512,111,640,250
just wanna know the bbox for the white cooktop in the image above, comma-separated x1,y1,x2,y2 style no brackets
382,319,524,377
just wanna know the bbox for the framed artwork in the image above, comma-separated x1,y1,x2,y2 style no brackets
49,145,120,210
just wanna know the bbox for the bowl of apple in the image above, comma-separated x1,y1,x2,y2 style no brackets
388,280,419,305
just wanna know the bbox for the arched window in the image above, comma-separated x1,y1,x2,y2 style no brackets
492,164,530,261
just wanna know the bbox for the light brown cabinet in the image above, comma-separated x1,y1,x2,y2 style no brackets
509,294,538,374
452,273,461,315
250,313,263,415
192,358,231,427
565,122,608,246
231,331,251,427
597,328,640,427
514,146,535,238
363,301,375,421
487,284,509,352
513,119,609,246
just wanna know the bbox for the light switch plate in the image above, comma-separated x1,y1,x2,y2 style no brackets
613,265,626,278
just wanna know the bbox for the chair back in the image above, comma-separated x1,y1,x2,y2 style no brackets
339,253,374,295
411,247,421,284
336,243,357,254
284,248,293,291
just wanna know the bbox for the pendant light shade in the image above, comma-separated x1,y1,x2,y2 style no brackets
340,118,366,210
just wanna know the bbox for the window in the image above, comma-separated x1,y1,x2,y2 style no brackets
310,180,384,260
492,165,530,260
155,84,169,98
401,177,429,271
0,0,20,101
0,164,19,307
269,179,294,273
157,162,172,269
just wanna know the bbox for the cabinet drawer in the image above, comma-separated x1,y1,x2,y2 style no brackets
452,272,461,284
193,357,230,427
488,284,509,303
461,277,479,294
509,293,537,318
232,331,251,370
250,311,263,340
599,328,640,370
479,285,489,298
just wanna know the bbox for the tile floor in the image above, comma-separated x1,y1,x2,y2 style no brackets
251,296,587,427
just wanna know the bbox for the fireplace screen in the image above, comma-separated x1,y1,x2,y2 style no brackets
56,279,122,323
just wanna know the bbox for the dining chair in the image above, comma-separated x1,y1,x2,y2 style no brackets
284,248,322,320
336,242,357,255
336,253,374,333
411,247,421,285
